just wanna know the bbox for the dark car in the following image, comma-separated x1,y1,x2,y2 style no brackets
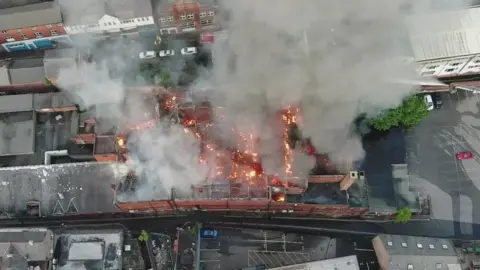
433,93,443,109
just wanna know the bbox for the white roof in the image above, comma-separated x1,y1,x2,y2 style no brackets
268,255,359,270
406,7,480,61
68,242,104,261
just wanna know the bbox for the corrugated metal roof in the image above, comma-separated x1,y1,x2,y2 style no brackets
406,7,480,61
33,92,76,109
9,58,45,85
0,2,62,31
43,48,77,79
0,62,11,86
0,111,35,156
0,94,33,113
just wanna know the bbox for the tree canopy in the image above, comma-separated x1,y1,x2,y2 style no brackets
395,207,412,224
368,95,428,131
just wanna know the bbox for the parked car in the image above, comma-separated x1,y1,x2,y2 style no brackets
433,93,443,109
181,47,197,55
456,151,473,160
200,228,218,239
139,51,156,59
159,50,174,57
424,94,434,111
200,32,214,43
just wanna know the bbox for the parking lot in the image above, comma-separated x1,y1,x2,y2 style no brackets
406,90,480,235
196,228,351,270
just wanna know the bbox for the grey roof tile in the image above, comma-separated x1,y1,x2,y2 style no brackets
0,2,62,30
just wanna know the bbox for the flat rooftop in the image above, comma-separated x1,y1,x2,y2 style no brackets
354,128,419,212
54,229,123,270
0,162,119,216
287,182,348,205
0,112,35,156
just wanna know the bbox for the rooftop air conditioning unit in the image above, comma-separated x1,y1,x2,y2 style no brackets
349,171,358,179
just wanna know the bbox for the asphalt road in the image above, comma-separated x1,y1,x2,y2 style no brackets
406,90,480,238
3,212,480,240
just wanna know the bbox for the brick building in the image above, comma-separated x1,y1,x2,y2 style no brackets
155,0,219,35
0,1,72,52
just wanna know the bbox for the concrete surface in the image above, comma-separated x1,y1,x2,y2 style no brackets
0,112,35,156
406,91,480,236
196,228,355,270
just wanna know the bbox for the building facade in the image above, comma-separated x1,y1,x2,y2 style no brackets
60,0,156,37
156,0,219,35
0,1,72,52
372,234,461,270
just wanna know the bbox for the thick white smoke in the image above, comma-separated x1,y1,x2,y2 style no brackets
54,0,473,200
200,0,467,171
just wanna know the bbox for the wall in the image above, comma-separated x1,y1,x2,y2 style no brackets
418,54,480,78
64,15,155,35
0,23,70,52
157,5,217,35
115,198,369,217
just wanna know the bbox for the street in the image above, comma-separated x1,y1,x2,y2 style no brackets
406,90,480,237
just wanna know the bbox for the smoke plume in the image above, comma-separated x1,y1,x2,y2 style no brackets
200,0,465,171
53,0,473,200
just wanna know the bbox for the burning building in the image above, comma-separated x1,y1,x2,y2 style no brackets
109,89,370,218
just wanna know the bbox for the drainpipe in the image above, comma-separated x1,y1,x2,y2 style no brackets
44,150,68,165
195,223,202,270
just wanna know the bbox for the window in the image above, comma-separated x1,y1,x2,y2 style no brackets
401,242,407,247
34,32,43,38
208,11,215,16
21,34,28,40
187,13,194,19
445,68,455,72
1,30,6,34
160,17,166,22
407,264,413,270
180,15,187,20
5,36,14,42
387,241,393,246
201,20,212,26
421,71,435,76
435,263,442,269
426,65,438,70
475,60,480,64
450,62,460,66
200,12,207,17
183,22,194,27
46,24,52,28
168,16,174,22
416,243,423,249
50,30,58,36
441,244,448,249
428,244,435,249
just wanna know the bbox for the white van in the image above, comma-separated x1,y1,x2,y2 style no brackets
424,94,434,111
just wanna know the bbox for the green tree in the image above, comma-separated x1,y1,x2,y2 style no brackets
368,95,428,131
395,207,412,224
138,230,149,242
44,78,53,87
157,71,173,87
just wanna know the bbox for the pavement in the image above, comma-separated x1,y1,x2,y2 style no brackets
406,90,480,237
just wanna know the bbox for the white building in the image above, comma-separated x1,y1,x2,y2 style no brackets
406,7,480,78
59,0,155,36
